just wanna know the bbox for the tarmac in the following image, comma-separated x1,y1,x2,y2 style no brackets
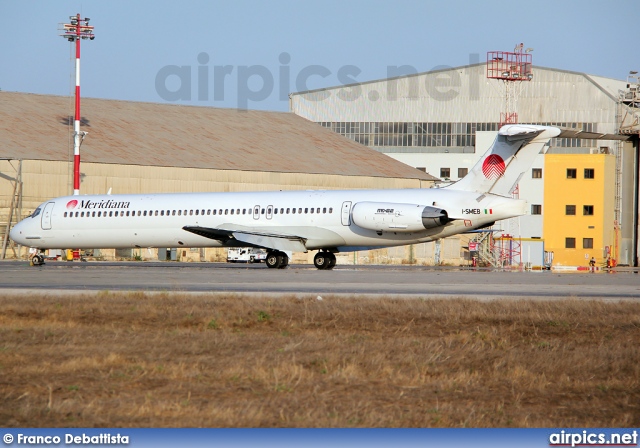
0,260,638,300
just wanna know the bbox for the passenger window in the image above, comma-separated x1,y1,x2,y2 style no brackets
317,208,320,213
190,210,194,215
329,208,333,213
292,208,296,214
231,209,235,215
81,212,85,217
287,208,290,214
236,209,240,215
219,209,223,215
155,210,158,216
161,210,164,216
310,208,314,214
64,212,67,217
213,210,217,215
274,208,278,215
177,210,181,216
98,211,101,217
304,208,308,214
207,210,211,215
299,208,302,214
323,208,326,214
126,211,130,217
261,208,265,214
143,211,147,216
109,211,113,217
195,210,199,215
225,209,228,215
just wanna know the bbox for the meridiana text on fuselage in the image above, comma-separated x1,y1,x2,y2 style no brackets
72,199,132,209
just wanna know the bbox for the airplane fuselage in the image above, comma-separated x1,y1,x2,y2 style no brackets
10,188,525,252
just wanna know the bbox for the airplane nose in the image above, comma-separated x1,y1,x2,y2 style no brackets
9,220,27,245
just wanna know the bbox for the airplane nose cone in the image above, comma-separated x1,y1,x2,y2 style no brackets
9,220,27,245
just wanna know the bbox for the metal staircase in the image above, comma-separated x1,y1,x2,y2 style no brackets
470,231,499,267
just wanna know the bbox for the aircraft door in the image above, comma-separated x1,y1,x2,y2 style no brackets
266,205,273,220
253,205,260,220
41,202,55,230
341,201,352,226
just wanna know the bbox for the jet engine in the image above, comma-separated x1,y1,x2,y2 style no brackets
351,202,449,232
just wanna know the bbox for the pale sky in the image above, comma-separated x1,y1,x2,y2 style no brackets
1,0,636,111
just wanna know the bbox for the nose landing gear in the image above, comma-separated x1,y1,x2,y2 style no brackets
30,253,45,266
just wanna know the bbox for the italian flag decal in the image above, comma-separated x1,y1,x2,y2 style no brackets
484,209,493,214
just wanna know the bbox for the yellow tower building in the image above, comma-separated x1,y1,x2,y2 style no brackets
543,154,616,267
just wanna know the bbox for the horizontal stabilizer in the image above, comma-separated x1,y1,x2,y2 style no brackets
556,129,630,141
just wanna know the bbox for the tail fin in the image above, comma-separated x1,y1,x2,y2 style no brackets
448,125,561,196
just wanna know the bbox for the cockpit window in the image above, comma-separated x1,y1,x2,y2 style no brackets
30,207,42,218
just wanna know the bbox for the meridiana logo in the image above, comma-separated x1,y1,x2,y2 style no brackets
66,199,131,210
481,154,506,180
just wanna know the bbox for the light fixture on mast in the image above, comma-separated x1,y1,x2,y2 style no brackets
59,14,95,195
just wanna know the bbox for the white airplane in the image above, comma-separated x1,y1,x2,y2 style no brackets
10,125,560,269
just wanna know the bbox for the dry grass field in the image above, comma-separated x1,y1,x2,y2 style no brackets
0,292,639,427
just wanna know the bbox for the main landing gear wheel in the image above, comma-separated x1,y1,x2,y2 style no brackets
265,251,289,269
314,251,336,270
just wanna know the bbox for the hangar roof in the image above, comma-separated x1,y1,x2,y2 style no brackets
0,92,435,181
291,63,625,101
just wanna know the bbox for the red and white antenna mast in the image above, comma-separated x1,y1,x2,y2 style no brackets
60,14,95,196
487,43,533,127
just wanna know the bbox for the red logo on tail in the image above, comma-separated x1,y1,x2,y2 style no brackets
66,200,78,209
481,154,506,179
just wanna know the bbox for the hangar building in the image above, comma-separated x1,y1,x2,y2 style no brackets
290,63,639,267
0,92,434,262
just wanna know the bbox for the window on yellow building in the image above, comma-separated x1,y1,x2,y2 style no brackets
583,238,594,249
584,168,595,179
531,204,541,215
565,238,576,249
566,205,576,215
532,168,542,178
566,168,577,179
583,205,594,216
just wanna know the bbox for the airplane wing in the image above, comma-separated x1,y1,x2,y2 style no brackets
182,225,308,253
